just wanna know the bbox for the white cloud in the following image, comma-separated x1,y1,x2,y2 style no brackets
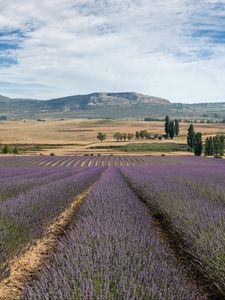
0,0,225,102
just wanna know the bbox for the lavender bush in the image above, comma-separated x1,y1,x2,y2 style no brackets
22,168,205,299
0,166,104,276
0,167,88,201
120,163,225,296
1,155,219,167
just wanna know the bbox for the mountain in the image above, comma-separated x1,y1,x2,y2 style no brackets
0,95,11,102
44,92,170,111
0,92,171,118
0,92,224,120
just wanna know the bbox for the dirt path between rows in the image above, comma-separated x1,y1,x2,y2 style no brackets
0,188,92,300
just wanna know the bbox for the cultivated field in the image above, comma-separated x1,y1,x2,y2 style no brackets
0,118,225,155
0,155,224,299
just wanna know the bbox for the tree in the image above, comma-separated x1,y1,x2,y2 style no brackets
213,136,219,157
204,135,224,157
219,135,225,157
169,121,175,139
194,132,202,156
187,124,195,151
13,145,20,154
165,115,170,138
114,132,122,141
122,133,127,141
213,135,224,158
139,130,148,139
2,144,11,154
204,137,210,156
209,137,214,156
174,119,180,136
97,132,106,142
135,131,140,140
127,133,134,141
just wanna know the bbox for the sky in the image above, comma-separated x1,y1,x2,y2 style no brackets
0,0,225,103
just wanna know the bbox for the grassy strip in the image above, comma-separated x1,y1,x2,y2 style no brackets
0,143,83,154
90,143,189,152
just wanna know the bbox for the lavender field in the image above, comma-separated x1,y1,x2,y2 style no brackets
0,155,224,299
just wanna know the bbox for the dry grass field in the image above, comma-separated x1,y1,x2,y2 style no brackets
0,118,225,155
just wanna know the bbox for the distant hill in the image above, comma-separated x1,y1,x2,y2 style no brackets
0,92,225,120
48,92,170,108
0,95,11,102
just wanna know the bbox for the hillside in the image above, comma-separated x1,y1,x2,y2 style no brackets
0,92,170,118
48,92,170,108
0,92,225,120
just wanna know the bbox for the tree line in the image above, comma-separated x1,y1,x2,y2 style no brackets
187,124,203,156
1,144,20,154
97,130,168,142
97,117,181,142
164,116,180,139
96,119,224,158
187,124,225,157
113,132,134,141
205,135,224,157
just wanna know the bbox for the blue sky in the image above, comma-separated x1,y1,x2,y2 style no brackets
0,0,225,102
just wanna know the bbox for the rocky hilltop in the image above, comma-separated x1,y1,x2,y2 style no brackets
47,92,170,110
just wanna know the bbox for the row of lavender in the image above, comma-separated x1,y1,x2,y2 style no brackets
22,168,206,299
120,164,225,296
0,166,104,279
1,155,223,167
0,167,89,201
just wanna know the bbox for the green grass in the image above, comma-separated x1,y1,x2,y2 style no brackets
0,143,83,154
90,143,189,152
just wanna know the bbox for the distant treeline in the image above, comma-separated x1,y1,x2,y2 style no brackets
144,117,225,124
1,144,20,154
205,135,224,158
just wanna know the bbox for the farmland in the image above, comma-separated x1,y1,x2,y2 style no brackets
0,118,225,155
0,155,224,299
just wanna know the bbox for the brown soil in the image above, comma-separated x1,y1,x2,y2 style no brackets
0,189,91,300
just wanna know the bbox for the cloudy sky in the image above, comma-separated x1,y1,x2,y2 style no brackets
0,0,225,102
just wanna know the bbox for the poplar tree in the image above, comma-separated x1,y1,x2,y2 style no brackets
204,137,210,156
194,132,202,156
219,135,225,157
213,136,219,157
209,137,214,156
174,119,180,136
187,124,195,151
165,115,170,138
205,135,224,157
169,121,175,139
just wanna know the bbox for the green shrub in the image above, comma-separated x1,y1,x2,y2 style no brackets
2,144,12,154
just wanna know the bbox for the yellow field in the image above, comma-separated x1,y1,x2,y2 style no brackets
0,119,225,155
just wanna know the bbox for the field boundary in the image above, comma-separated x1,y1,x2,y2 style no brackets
0,187,92,300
